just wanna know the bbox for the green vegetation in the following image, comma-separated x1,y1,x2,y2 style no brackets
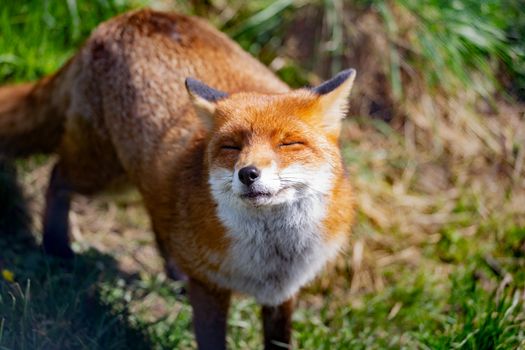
0,0,147,82
1,1,524,349
370,0,525,99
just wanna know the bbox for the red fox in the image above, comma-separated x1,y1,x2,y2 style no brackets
0,9,355,350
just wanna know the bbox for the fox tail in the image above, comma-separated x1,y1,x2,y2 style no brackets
0,71,68,157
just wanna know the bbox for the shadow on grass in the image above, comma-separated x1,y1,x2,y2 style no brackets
0,159,153,350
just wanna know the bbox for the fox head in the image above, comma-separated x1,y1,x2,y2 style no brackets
185,69,356,208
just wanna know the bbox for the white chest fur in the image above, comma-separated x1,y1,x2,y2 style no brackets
206,194,342,306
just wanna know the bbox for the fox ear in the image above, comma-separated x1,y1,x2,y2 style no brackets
311,69,356,135
185,78,228,128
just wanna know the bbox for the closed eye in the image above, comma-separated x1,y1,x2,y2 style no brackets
221,145,241,151
279,141,305,147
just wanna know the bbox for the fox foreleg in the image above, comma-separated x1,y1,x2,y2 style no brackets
262,298,294,350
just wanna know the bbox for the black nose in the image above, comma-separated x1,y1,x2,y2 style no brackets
238,166,260,186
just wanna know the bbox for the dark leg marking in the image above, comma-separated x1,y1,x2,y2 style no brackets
42,164,74,259
189,278,231,350
262,298,294,350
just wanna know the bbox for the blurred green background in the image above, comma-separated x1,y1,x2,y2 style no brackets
1,1,524,349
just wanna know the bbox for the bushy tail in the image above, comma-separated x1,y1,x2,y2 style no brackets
0,73,66,157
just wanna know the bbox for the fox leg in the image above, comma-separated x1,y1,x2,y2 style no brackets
153,230,188,282
42,144,124,259
165,257,188,282
262,298,294,350
42,164,74,259
162,251,188,295
189,278,231,350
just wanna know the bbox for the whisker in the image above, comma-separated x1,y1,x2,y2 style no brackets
278,180,326,195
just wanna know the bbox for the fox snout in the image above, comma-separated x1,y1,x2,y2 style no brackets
232,161,281,203
238,166,260,186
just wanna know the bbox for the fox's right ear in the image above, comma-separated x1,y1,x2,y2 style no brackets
185,78,228,128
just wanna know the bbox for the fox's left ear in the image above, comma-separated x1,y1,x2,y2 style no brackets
311,69,356,135
185,78,228,128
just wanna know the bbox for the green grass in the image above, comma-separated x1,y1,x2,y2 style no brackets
1,1,525,349
2,229,523,349
0,0,146,83
372,0,525,100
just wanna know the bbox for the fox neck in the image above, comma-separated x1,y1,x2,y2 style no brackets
207,168,337,305
216,189,329,236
